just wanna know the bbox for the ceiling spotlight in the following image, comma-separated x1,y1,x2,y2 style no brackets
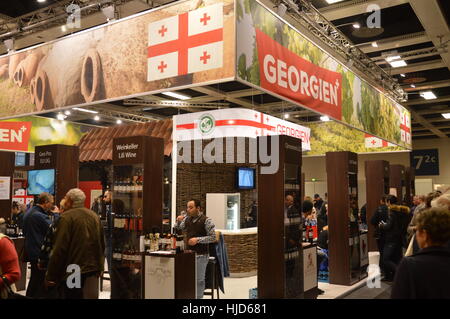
420,91,437,100
37,0,46,3
57,113,66,121
116,119,123,124
320,115,330,122
284,113,290,119
371,42,378,48
400,74,406,77
352,23,361,29
64,110,71,116
442,113,450,119
389,60,407,68
61,25,67,32
410,84,416,88
101,5,116,21
385,55,401,63
94,115,100,121
161,91,191,100
325,0,345,3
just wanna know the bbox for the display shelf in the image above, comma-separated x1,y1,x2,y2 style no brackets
258,135,304,299
110,135,164,300
326,151,363,286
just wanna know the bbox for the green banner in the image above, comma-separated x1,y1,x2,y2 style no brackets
236,0,411,149
2,116,90,152
306,121,406,156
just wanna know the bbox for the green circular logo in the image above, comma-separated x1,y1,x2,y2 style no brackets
199,114,215,135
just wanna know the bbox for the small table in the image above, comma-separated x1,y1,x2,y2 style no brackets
143,251,196,299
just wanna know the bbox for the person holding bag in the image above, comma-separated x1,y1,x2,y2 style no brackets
0,233,21,299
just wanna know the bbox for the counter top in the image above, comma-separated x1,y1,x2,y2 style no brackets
217,227,257,235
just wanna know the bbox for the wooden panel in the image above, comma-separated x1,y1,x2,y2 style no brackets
257,144,285,298
257,135,303,298
326,152,351,285
365,160,389,252
405,167,415,207
175,252,196,299
143,136,164,234
0,151,16,220
389,164,405,203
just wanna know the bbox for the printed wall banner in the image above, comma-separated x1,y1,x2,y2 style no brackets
0,0,234,119
1,116,90,152
236,0,411,149
0,121,32,152
174,107,311,150
306,121,406,156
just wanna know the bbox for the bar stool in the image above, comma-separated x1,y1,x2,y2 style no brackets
204,256,220,299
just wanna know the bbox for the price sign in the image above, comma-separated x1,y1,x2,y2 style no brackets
410,149,439,176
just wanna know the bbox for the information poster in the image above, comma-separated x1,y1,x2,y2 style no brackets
0,176,11,200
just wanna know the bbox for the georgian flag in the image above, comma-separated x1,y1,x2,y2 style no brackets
365,134,395,148
147,3,224,82
400,112,411,143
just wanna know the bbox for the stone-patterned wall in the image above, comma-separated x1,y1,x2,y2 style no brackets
176,138,257,228
223,233,258,274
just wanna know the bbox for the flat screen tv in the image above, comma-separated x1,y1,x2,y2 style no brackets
27,169,55,195
237,167,255,189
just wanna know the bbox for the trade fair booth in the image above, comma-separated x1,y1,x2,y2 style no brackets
0,0,416,299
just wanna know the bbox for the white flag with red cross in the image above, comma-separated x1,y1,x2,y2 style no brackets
147,3,224,82
364,134,395,148
399,112,411,144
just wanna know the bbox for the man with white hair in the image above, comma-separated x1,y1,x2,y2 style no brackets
431,193,450,210
45,188,105,299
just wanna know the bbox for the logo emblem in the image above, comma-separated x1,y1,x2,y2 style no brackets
199,114,215,135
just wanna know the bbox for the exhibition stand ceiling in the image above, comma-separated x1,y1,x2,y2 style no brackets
1,0,448,147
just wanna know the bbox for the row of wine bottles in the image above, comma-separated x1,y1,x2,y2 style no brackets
5,219,22,238
113,214,143,231
113,175,144,193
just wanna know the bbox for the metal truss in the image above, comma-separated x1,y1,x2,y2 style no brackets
275,0,407,102
0,0,136,41
123,99,230,108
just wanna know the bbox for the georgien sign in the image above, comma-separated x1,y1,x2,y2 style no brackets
256,29,342,120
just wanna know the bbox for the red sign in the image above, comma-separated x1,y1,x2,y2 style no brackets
0,122,32,152
256,29,342,121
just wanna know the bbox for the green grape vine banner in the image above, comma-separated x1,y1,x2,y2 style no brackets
236,0,412,149
1,116,90,152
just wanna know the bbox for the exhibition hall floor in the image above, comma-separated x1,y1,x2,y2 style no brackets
17,252,383,299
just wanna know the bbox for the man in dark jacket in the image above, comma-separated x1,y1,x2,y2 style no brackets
379,195,411,281
370,195,389,275
392,207,450,298
45,188,105,299
23,192,58,298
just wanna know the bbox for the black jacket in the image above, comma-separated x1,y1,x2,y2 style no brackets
370,204,388,239
379,205,411,245
391,246,450,299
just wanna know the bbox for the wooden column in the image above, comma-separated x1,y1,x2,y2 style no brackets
34,144,79,205
365,160,390,252
326,151,360,286
0,151,15,220
405,167,415,206
389,164,406,204
258,135,303,298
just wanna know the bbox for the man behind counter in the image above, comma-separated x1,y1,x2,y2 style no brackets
176,199,216,299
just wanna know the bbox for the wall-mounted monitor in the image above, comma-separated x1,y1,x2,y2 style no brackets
27,169,55,195
15,152,26,167
236,167,255,190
